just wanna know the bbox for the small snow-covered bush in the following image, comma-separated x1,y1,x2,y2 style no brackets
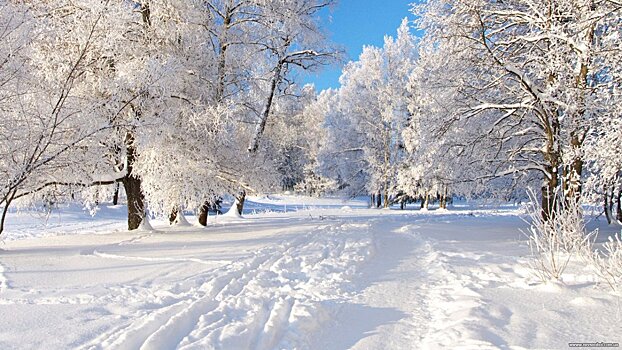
590,233,622,292
523,191,595,281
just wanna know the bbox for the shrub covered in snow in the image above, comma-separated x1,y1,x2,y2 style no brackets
590,233,622,292
523,192,595,282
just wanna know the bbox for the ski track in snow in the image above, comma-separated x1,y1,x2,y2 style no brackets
92,251,230,266
79,220,374,350
2,200,620,349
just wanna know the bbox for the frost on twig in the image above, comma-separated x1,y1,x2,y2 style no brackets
590,233,622,292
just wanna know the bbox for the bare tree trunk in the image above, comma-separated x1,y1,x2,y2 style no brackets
123,176,144,230
123,132,144,231
375,191,381,208
370,194,375,208
423,192,429,210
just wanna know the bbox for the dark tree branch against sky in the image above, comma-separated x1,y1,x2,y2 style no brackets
304,0,420,91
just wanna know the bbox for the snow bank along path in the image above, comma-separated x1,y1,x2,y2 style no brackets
0,200,620,349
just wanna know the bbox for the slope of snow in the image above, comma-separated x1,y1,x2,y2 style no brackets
0,197,620,349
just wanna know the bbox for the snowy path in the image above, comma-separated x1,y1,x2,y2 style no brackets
0,198,621,349
313,221,432,349
318,214,622,349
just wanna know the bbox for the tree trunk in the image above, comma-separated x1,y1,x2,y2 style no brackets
248,61,283,153
604,185,612,224
0,189,16,236
563,147,583,206
541,164,559,221
216,8,231,103
198,201,209,226
169,207,178,225
121,5,150,232
123,132,144,231
423,192,429,210
616,190,622,224
112,182,120,205
370,194,375,208
376,191,381,208
123,175,143,231
235,190,246,216
441,187,449,209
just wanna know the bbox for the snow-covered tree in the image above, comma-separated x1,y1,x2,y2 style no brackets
0,2,132,234
413,0,622,218
584,101,622,224
321,19,418,207
19,0,210,230
246,0,338,153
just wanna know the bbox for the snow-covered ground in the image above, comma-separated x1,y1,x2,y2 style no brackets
0,196,620,349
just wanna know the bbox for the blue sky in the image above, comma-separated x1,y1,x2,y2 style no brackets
304,0,416,91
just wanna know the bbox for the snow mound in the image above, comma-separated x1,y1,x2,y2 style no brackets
223,206,242,218
171,212,192,227
136,218,159,233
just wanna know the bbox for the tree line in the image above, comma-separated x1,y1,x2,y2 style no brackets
314,0,621,222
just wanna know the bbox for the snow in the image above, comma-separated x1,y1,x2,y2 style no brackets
0,196,620,349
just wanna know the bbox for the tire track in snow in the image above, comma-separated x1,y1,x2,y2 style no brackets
81,220,375,350
140,251,280,350
82,233,306,349
148,231,325,349
81,254,271,350
82,299,195,350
